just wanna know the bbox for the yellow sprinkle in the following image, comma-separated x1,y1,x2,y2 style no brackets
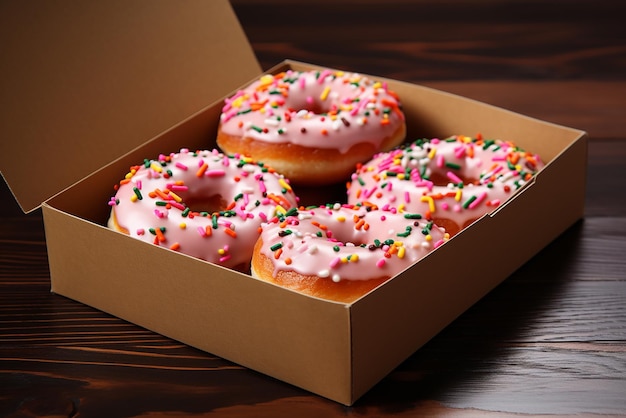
259,74,274,85
397,247,405,259
320,86,331,101
278,178,292,191
373,81,382,89
179,223,186,229
150,163,162,173
420,196,435,213
455,189,462,202
125,169,137,179
350,254,359,262
231,96,244,108
398,203,405,213
130,195,138,202
218,248,226,255
275,205,286,215
425,234,432,241
336,71,344,77
428,148,437,160
336,216,346,222
169,191,183,203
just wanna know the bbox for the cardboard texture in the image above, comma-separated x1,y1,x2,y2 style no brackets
0,1,586,406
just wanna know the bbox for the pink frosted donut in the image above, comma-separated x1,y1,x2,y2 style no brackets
107,149,299,272
347,135,545,236
217,69,406,185
251,203,448,303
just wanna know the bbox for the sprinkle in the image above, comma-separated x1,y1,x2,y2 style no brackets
320,86,331,101
224,228,237,238
270,243,283,251
206,169,226,177
420,196,436,213
196,163,208,177
132,187,143,200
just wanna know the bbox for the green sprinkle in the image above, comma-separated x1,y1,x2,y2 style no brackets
234,193,244,201
403,213,422,219
463,195,477,209
333,246,341,252
250,125,263,133
270,243,283,251
155,201,167,206
445,162,461,170
212,214,218,229
182,207,190,217
132,187,143,200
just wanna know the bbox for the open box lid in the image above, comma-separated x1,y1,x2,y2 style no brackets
0,0,261,213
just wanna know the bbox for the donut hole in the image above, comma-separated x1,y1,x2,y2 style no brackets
326,228,368,248
180,194,228,214
428,171,478,186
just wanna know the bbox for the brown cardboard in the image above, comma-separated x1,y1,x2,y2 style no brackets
0,1,586,406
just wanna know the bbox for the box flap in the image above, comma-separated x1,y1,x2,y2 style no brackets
0,0,260,213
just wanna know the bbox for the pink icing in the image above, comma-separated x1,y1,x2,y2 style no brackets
108,149,299,268
347,135,545,230
219,70,405,153
254,204,448,283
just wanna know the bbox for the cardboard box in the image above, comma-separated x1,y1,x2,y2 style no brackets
0,0,586,405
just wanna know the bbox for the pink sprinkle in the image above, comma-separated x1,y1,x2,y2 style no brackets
154,209,166,218
206,170,226,177
258,212,268,222
454,146,466,159
436,155,445,168
434,239,445,248
306,96,314,105
175,162,188,170
136,180,142,190
490,199,501,206
169,201,185,211
258,180,267,194
404,191,411,203
136,228,145,235
469,192,487,209
197,227,206,237
108,198,117,206
376,259,386,268
299,76,306,89
168,185,189,191
441,202,450,210
329,257,341,269
380,215,387,221
318,69,332,84
219,255,231,263
447,171,463,184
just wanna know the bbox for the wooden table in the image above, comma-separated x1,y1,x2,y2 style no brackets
2,1,625,416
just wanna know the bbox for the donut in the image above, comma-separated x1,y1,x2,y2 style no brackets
347,134,545,236
251,203,449,303
216,69,407,185
107,148,299,272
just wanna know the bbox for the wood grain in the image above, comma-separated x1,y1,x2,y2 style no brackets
1,0,625,416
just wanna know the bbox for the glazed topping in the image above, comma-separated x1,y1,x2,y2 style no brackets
347,135,545,226
258,203,448,282
108,149,299,268
219,70,405,153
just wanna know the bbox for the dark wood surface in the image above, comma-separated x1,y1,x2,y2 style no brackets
2,0,626,416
